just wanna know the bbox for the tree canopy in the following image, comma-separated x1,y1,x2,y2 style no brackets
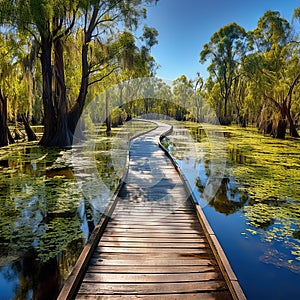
0,0,159,146
0,5,300,147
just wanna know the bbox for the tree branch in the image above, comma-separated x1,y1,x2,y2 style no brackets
88,66,119,87
285,71,300,108
264,92,282,110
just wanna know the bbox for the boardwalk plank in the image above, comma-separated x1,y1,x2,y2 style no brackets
100,233,205,238
96,246,211,254
82,272,222,283
87,265,217,273
78,281,228,294
105,224,202,230
89,258,217,266
100,236,207,243
104,228,203,234
76,292,233,300
99,242,208,248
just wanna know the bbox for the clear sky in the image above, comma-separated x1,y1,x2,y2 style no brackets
144,0,300,81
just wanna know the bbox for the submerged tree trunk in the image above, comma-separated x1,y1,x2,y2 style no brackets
0,90,9,147
21,114,38,142
105,90,111,133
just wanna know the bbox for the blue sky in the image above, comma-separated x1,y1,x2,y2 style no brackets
144,0,300,81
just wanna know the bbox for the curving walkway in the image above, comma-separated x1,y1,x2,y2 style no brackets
59,121,246,300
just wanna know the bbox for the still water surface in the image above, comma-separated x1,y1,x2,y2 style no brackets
0,121,155,300
1,120,300,299
162,122,300,300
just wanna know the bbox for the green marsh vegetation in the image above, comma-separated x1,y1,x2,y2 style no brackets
223,125,300,267
166,121,300,270
0,120,156,298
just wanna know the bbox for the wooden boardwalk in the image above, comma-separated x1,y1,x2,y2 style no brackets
59,121,246,300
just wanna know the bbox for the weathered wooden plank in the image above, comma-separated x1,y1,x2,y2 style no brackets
100,237,206,243
92,253,214,261
113,209,195,214
98,233,205,238
78,281,228,295
113,211,195,216
105,223,202,230
115,207,194,212
82,272,222,283
107,220,199,226
76,291,233,300
87,265,217,274
89,258,216,266
104,228,202,234
96,246,210,254
111,216,198,222
99,242,208,248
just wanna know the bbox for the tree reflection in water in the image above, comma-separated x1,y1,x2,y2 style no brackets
196,176,249,215
0,121,156,299
163,121,300,274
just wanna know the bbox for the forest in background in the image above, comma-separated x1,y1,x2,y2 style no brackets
0,1,300,147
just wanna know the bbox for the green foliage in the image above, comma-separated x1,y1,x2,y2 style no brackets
200,23,247,121
110,107,127,127
0,0,159,146
198,8,300,135
292,6,300,22
249,10,292,51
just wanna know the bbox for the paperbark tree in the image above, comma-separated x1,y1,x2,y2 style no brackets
0,0,158,147
200,23,247,124
246,10,299,138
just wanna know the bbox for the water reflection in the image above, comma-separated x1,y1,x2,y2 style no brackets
0,121,154,300
0,143,94,299
163,122,300,280
195,176,249,215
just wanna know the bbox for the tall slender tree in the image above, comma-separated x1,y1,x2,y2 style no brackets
200,23,247,124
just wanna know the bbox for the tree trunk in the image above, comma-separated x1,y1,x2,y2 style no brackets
7,127,15,144
105,90,111,133
48,37,73,147
39,6,98,147
39,35,74,147
274,119,287,139
67,40,90,145
0,90,9,147
39,35,56,146
289,122,300,138
21,114,38,142
285,107,299,138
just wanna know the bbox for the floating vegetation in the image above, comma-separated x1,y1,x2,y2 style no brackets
164,122,300,270
0,119,156,299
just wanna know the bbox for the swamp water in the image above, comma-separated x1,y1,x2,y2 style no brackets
0,121,155,300
162,122,300,300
